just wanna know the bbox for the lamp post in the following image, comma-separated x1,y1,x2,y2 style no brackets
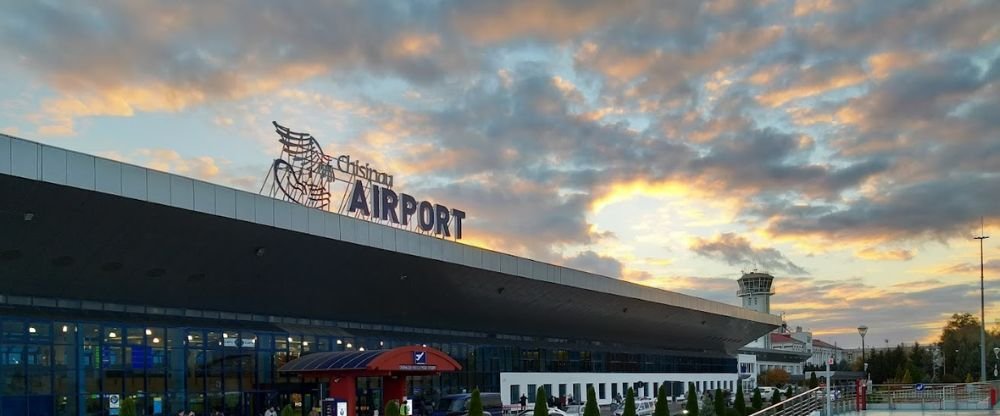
975,219,989,382
858,325,868,377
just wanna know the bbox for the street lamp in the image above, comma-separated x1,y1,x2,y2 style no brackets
993,347,999,379
975,219,989,382
858,325,868,377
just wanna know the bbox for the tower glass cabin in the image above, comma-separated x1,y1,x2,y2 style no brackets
737,272,775,348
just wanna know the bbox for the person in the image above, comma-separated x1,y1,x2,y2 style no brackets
265,406,278,416
519,394,527,411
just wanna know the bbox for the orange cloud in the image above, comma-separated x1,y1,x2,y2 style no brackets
36,63,327,136
793,0,841,17
867,51,925,79
757,66,867,107
856,247,915,261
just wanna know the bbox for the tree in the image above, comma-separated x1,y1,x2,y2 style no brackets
120,397,136,416
387,400,402,416
701,393,715,416
809,372,819,389
585,385,600,416
623,387,637,416
653,385,668,416
733,386,746,416
759,368,790,387
784,387,794,400
534,386,549,416
770,389,781,406
468,389,483,416
750,388,763,412
685,383,699,416
714,389,725,416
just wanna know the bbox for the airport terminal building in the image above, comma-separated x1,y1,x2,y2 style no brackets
0,133,780,416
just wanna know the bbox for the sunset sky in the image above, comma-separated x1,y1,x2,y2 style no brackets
1,0,998,348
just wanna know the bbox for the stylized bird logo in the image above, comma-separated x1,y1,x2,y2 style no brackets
414,351,426,364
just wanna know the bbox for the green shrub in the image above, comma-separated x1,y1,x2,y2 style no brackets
623,387,637,416
281,404,295,416
654,385,668,416
468,389,483,416
387,400,401,416
714,389,725,416
120,397,136,416
750,388,762,412
585,385,600,416
533,386,548,416
685,383,698,416
809,372,819,389
733,387,746,416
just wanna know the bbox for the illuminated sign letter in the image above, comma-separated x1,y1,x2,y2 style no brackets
381,188,400,224
348,180,370,216
434,204,450,237
400,194,417,226
451,209,465,240
417,202,434,232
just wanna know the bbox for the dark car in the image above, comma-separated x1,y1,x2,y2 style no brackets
431,393,503,416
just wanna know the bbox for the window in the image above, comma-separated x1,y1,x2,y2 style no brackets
510,385,520,407
599,383,606,400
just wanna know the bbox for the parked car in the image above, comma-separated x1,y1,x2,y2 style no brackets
517,408,571,416
612,398,656,416
432,393,503,416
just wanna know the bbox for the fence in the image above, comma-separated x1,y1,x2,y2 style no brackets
866,382,995,410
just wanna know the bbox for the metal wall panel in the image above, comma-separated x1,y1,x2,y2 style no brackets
463,246,483,269
94,159,122,195
121,164,147,200
324,213,341,240
443,241,462,264
10,138,39,179
192,181,215,214
340,216,357,242
235,191,255,222
169,175,194,210
41,146,67,185
289,205,309,233
481,250,501,272
500,254,518,275
215,187,236,219
0,135,10,175
273,200,292,229
146,171,171,205
307,208,325,237
380,225,395,251
66,152,96,190
516,258,533,278
253,195,274,226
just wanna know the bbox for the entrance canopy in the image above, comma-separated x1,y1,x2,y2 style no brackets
279,345,461,376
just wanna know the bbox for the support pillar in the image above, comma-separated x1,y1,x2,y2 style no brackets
329,375,358,416
383,375,407,411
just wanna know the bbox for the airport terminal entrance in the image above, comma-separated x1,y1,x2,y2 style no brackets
279,346,461,416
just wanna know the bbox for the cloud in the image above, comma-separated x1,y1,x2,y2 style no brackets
690,233,808,275
97,148,260,191
855,247,915,261
940,259,1000,275
563,250,624,278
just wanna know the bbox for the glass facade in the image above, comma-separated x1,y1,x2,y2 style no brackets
0,310,734,416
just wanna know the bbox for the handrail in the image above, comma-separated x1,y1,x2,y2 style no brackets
748,387,822,416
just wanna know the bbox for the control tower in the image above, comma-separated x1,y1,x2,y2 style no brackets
738,271,775,348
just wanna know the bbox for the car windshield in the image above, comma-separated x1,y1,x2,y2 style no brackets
436,398,468,412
